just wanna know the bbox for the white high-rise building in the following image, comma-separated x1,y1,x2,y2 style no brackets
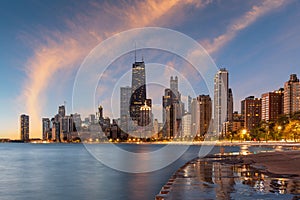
191,98,200,136
182,113,191,137
214,68,228,137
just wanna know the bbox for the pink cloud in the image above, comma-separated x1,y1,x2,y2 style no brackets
19,0,206,138
201,0,289,54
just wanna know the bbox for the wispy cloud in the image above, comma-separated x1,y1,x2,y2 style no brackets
19,0,208,137
201,0,289,54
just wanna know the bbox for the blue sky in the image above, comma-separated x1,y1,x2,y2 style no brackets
0,0,300,139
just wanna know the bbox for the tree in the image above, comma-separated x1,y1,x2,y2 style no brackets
283,120,300,142
251,126,266,142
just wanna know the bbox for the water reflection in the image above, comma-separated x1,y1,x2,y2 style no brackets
236,164,300,195
157,158,300,199
240,145,249,155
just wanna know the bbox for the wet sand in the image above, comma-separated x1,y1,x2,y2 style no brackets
241,150,300,177
156,150,300,199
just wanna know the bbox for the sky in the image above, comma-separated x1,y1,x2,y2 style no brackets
0,0,300,139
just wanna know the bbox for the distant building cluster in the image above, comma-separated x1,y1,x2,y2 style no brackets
41,105,83,142
235,74,300,135
19,56,300,142
217,72,300,138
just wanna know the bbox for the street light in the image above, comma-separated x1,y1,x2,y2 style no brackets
242,129,247,135
277,126,282,141
241,129,247,141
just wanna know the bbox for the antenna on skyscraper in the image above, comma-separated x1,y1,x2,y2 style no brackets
64,101,67,114
134,42,137,62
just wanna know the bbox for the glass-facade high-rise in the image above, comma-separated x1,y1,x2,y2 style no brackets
130,61,152,126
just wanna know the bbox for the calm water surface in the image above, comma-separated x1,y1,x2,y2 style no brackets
0,143,280,200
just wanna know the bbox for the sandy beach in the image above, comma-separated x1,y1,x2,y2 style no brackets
156,149,300,199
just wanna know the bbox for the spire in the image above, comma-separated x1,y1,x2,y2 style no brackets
134,42,136,62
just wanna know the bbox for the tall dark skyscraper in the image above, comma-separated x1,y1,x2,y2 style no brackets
58,105,66,117
130,60,152,126
42,118,50,140
20,114,29,142
228,88,233,122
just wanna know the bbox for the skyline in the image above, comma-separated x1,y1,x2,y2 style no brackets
1,0,300,139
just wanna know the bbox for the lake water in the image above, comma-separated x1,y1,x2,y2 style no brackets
0,143,291,200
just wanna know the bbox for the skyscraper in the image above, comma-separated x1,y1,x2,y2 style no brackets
261,89,283,122
58,105,66,117
163,88,177,138
191,95,212,137
120,86,132,119
182,112,191,137
228,88,233,122
191,98,199,136
120,86,132,133
198,95,212,137
284,74,300,115
72,113,82,131
153,118,159,138
170,76,178,95
89,114,96,124
241,96,262,132
188,95,192,113
214,68,228,137
50,105,75,142
130,60,152,126
162,76,183,139
42,118,50,140
20,114,29,142
139,102,152,128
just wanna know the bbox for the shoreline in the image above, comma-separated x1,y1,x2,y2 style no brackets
240,150,300,177
2,140,300,146
156,150,300,199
